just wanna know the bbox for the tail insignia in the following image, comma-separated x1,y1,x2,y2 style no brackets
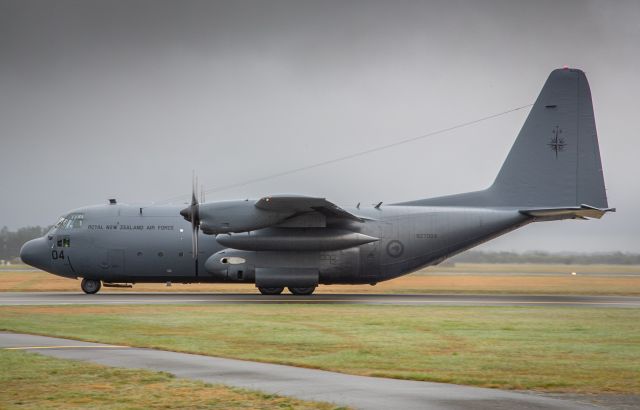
548,126,566,158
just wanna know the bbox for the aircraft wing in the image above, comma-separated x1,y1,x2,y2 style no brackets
255,195,365,222
519,204,616,220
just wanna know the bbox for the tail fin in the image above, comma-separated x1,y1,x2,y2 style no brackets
490,68,608,208
404,68,609,209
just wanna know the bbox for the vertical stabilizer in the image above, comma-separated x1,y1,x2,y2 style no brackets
402,68,609,209
489,68,608,208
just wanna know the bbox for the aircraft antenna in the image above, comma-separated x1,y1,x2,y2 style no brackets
158,103,533,204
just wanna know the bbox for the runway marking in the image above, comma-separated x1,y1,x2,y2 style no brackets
4,345,129,350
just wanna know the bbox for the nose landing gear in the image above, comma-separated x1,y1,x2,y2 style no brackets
81,278,102,294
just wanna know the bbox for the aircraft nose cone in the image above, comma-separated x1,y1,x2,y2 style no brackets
20,238,50,271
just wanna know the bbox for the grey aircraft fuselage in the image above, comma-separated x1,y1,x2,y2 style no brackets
20,68,613,293
24,204,528,285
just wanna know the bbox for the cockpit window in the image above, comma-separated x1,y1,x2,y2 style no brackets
53,217,65,230
53,213,84,230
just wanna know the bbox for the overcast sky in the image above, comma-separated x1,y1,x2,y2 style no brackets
1,0,639,252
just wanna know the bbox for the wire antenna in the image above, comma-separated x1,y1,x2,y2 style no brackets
158,103,532,204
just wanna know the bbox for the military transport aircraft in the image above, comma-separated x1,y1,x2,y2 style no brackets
20,68,613,295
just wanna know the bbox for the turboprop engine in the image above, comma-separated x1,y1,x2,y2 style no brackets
181,195,367,236
196,200,295,234
181,194,374,288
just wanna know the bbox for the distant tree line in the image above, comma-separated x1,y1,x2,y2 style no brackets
450,250,640,265
0,226,50,262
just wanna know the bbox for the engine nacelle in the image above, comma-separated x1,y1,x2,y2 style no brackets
198,200,294,234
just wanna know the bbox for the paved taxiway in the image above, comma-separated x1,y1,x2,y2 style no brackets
1,292,639,307
1,332,599,410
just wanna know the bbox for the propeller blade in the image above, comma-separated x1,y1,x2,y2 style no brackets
192,173,198,206
192,174,199,260
192,223,198,258
194,225,199,260
181,172,201,260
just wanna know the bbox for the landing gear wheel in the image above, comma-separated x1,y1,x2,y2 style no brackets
258,287,284,295
81,278,102,294
288,286,316,295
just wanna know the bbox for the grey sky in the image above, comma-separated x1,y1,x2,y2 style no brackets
1,0,638,252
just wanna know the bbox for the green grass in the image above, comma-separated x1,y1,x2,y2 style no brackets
0,349,342,409
1,304,639,394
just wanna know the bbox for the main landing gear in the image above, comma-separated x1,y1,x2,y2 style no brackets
257,287,284,295
288,286,316,295
257,286,317,295
81,278,102,294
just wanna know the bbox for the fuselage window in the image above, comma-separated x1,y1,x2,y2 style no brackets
53,217,65,230
158,252,164,257
70,213,84,228
137,251,143,257
55,236,71,248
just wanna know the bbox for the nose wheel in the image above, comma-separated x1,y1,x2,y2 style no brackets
81,278,102,294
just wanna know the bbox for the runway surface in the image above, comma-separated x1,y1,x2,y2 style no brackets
1,292,639,307
1,332,599,410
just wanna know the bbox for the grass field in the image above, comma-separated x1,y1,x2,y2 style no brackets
0,350,340,410
2,263,640,294
1,304,638,394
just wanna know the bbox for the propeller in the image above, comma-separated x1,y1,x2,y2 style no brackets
180,174,200,261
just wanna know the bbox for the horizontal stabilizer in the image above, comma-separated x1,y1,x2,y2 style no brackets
520,204,616,221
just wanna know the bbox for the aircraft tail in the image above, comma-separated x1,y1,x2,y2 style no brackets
404,68,610,210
